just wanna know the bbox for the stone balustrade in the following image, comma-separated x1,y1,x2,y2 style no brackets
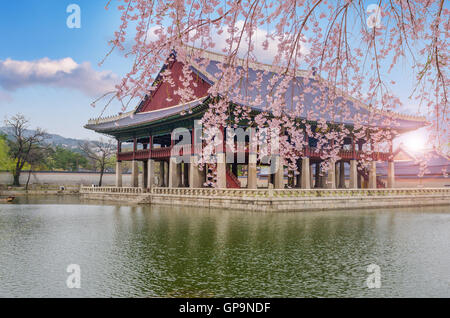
81,186,450,198
150,187,449,198
80,186,450,212
80,186,147,194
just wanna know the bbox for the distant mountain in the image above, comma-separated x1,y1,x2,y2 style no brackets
0,127,90,151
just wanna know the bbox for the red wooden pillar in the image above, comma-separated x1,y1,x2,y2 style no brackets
191,127,196,156
133,137,137,160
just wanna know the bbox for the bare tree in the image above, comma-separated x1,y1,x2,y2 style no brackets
79,139,115,186
5,114,47,186
24,145,51,190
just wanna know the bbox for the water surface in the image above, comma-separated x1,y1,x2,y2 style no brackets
0,196,449,297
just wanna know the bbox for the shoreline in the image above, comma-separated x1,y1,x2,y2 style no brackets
3,187,449,212
0,189,80,197
80,187,450,212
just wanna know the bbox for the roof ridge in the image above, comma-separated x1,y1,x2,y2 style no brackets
87,110,134,126
184,45,311,77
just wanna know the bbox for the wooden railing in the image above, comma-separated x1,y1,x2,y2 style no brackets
117,151,134,161
305,146,389,161
117,144,391,162
151,147,173,159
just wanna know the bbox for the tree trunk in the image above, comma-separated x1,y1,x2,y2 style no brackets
13,160,25,187
98,169,104,187
13,171,21,186
25,169,32,191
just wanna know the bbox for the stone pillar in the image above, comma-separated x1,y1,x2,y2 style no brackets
310,163,314,188
216,153,226,188
335,162,340,188
131,160,139,187
148,159,155,188
247,153,257,189
176,163,183,187
183,163,189,187
295,163,302,188
142,160,148,189
164,161,169,187
159,161,165,187
326,161,336,189
115,161,122,188
301,157,311,189
295,174,302,188
387,161,395,188
189,156,203,188
168,157,178,188
339,161,346,188
274,156,284,189
349,159,358,189
314,163,321,188
358,173,364,188
368,161,377,189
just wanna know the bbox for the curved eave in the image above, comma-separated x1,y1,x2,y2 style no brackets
85,97,209,137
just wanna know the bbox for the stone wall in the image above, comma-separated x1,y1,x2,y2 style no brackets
0,171,132,186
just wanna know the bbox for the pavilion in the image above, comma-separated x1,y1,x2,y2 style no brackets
85,49,427,190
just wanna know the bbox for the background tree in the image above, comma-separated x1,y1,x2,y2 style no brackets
0,134,15,172
49,146,90,171
24,145,51,190
5,114,47,186
79,139,115,186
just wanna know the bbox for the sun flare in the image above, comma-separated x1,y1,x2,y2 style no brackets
401,131,427,153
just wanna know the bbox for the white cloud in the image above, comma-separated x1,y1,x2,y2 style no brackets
0,57,118,97
205,20,284,63
147,21,309,64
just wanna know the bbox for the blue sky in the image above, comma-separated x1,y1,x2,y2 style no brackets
0,0,131,139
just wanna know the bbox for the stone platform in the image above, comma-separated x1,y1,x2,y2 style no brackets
80,187,450,212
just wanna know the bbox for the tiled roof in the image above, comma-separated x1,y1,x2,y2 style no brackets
191,51,427,130
86,49,427,132
378,148,449,176
85,97,207,132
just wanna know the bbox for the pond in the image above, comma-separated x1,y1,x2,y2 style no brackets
0,196,449,297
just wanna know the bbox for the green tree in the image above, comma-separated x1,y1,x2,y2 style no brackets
0,135,14,171
50,147,89,171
